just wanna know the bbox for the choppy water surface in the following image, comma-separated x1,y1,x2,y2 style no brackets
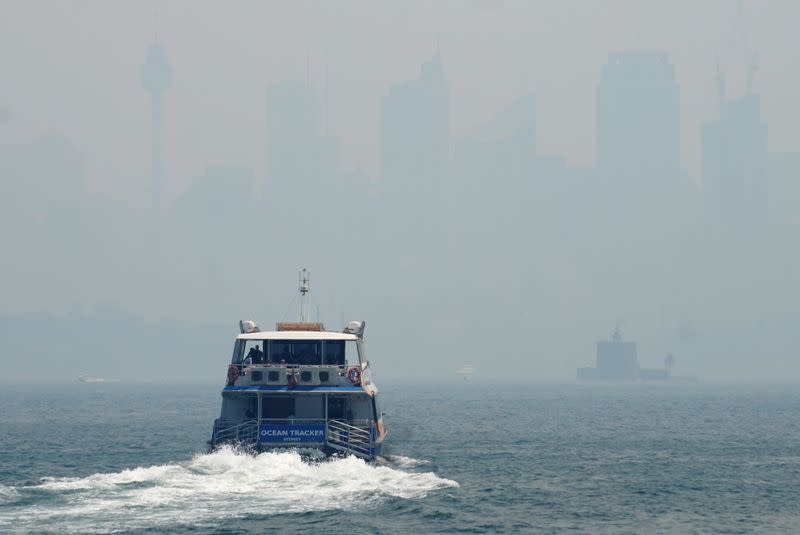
1,383,799,533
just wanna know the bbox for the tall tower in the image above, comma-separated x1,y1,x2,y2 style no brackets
596,52,680,182
140,42,171,210
379,53,449,221
701,75,767,232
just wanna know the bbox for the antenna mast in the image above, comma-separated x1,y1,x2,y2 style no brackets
325,49,329,136
746,51,758,95
714,57,726,114
299,269,311,322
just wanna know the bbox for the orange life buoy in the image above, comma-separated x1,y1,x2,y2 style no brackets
347,366,361,385
226,364,240,386
287,370,299,387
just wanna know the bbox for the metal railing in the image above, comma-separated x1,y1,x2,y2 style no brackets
326,419,374,459
211,418,258,445
211,417,376,460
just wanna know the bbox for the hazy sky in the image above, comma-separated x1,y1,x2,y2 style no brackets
1,0,799,204
1,1,799,382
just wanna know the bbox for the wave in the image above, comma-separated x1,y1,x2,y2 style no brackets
387,454,432,468
0,447,457,533
0,485,19,506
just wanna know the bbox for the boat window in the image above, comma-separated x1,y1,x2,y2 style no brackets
349,397,373,421
294,341,321,365
323,341,345,365
241,340,266,364
262,396,295,419
268,340,321,365
327,396,346,419
271,340,292,363
245,396,258,419
231,339,244,364
294,396,324,418
346,341,359,366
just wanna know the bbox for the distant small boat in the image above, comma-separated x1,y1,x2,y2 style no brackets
456,365,474,379
78,376,106,383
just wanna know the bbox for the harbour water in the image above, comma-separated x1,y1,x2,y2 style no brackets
1,382,798,533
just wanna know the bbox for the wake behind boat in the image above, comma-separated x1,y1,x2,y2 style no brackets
209,270,387,461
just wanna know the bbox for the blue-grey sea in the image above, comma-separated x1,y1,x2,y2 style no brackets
1,382,799,534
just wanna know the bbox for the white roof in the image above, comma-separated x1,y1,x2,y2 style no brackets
237,331,359,341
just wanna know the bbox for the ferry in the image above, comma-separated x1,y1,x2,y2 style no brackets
78,375,106,384
209,270,387,461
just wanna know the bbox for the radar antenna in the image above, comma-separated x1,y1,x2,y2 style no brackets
714,56,726,114
298,268,311,322
612,325,623,343
746,51,758,95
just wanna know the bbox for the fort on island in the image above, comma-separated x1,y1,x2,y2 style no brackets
577,328,670,381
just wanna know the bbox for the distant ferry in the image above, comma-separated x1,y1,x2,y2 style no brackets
456,365,474,379
208,270,387,461
78,376,106,383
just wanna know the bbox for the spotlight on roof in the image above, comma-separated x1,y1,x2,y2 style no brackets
343,321,365,338
239,320,260,334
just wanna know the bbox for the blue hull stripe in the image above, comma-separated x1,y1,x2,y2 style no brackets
224,385,365,393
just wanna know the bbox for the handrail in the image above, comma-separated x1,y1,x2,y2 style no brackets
240,363,353,369
328,419,372,437
326,419,374,459
212,417,376,460
260,418,326,424
242,364,350,368
212,418,258,445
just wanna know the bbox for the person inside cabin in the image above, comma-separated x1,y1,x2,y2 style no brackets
274,343,291,364
296,342,319,365
246,344,264,364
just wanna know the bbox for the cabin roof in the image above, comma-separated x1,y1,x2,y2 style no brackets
236,331,359,341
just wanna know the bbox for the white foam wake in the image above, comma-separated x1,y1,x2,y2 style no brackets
0,485,19,506
0,447,457,533
387,454,432,468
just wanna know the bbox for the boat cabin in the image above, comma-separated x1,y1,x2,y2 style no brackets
210,320,385,459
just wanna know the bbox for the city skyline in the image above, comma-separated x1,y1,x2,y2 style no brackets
1,1,798,382
120,38,786,209
1,1,798,204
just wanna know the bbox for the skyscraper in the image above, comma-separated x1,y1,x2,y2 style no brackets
702,92,768,229
452,94,536,233
453,94,536,194
380,53,449,206
264,80,337,194
596,52,680,183
140,42,172,211
263,79,339,232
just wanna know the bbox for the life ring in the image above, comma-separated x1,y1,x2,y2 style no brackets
287,370,299,387
226,364,240,386
347,366,361,386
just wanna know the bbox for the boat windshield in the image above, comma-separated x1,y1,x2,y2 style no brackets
233,339,352,366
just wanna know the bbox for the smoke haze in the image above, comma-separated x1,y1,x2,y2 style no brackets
1,0,799,382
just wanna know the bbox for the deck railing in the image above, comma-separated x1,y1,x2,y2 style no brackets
211,418,259,444
211,417,375,460
326,419,374,459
